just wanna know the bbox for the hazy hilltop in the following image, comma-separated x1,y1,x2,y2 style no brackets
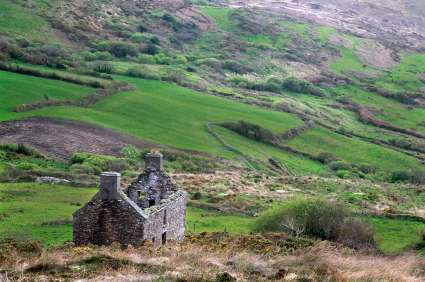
225,0,425,49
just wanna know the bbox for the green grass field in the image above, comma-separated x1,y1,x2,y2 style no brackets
0,1,53,42
213,125,326,175
286,126,424,173
1,73,307,164
0,183,96,246
0,70,94,121
369,217,425,254
199,6,234,31
334,85,425,134
0,183,254,245
375,53,425,92
0,183,422,254
331,48,367,74
1,70,422,174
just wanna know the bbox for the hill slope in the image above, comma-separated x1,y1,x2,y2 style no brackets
0,0,424,180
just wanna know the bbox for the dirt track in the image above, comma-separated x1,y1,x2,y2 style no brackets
0,117,158,159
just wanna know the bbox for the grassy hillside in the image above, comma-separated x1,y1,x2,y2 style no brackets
287,126,424,172
0,1,53,42
1,69,423,175
0,72,332,174
0,182,422,254
0,70,94,120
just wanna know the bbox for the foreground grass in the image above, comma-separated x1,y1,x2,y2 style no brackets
0,183,96,246
369,217,425,254
186,207,254,234
0,183,424,254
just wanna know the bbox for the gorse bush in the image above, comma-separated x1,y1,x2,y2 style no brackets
96,41,138,58
221,120,279,144
281,76,324,96
70,153,129,174
92,61,114,74
254,198,375,249
390,170,425,184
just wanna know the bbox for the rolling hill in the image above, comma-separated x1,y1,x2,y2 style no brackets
0,1,425,280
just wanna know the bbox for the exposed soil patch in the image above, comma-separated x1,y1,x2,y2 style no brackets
0,117,158,160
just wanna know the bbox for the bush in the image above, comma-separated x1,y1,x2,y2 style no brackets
390,170,425,184
337,217,375,249
282,76,324,96
221,121,278,144
315,152,338,164
153,53,172,65
138,23,148,33
328,161,351,171
15,162,40,171
70,153,128,174
223,60,253,74
96,41,138,58
143,43,160,55
130,33,147,43
70,164,95,175
126,67,160,80
92,61,114,74
254,198,375,249
0,143,40,157
137,54,155,64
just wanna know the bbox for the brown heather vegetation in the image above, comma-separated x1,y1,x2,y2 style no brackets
0,233,424,282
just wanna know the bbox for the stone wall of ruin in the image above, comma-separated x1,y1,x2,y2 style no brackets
73,199,146,246
142,191,187,247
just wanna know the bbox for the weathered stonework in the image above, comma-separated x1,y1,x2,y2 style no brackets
73,153,187,247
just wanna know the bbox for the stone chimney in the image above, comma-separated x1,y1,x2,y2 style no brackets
145,152,163,170
99,172,121,199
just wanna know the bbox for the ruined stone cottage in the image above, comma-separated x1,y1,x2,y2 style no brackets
73,153,187,247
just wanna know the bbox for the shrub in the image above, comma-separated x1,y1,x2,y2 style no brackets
328,161,351,171
153,53,172,65
70,153,128,174
254,198,375,249
221,121,278,144
223,60,253,74
126,67,160,80
195,58,222,69
282,76,324,96
390,170,425,184
70,164,95,175
15,162,40,171
121,145,140,160
106,159,130,172
216,272,236,282
138,23,148,32
0,143,40,157
143,43,160,55
81,51,114,62
191,192,203,200
130,33,146,43
96,41,138,58
337,217,375,249
163,70,186,84
150,36,160,45
315,152,338,164
92,61,114,74
0,237,42,263
137,54,155,64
